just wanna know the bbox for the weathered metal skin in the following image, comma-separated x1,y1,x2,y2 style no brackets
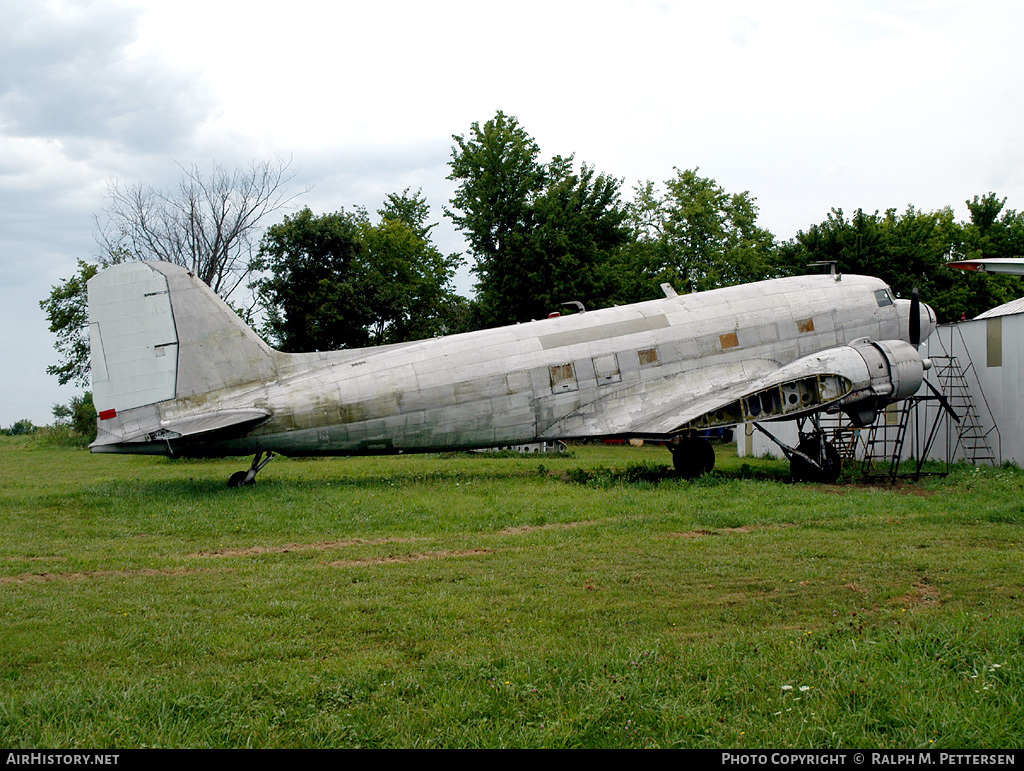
87,261,936,458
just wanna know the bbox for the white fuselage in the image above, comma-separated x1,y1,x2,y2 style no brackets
152,273,903,457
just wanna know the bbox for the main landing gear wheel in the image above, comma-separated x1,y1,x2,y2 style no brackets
670,434,716,479
790,435,841,484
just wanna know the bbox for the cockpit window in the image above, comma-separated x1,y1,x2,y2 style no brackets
874,289,894,307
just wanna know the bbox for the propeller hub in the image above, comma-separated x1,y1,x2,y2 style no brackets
895,292,937,347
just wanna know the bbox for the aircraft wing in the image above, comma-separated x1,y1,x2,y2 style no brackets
947,258,1024,275
635,357,854,435
548,339,924,439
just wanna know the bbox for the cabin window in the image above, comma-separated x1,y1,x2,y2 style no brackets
593,354,621,384
549,363,578,393
637,347,660,367
875,289,894,307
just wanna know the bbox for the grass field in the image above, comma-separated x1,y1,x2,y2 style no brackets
1,435,1022,748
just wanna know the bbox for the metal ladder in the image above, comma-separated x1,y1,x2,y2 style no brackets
817,409,910,479
859,403,911,479
817,411,861,466
930,355,997,465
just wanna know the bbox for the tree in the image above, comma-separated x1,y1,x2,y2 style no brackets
783,206,947,303
2,419,36,436
98,157,299,298
356,190,463,344
41,159,299,387
254,192,463,351
523,156,629,319
39,258,102,388
254,207,370,352
782,203,1023,322
613,169,777,302
947,193,1024,318
609,181,674,304
447,112,630,324
52,392,97,442
446,110,546,324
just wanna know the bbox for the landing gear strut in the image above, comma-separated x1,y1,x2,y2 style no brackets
754,416,842,483
790,432,841,483
669,432,716,479
228,451,277,487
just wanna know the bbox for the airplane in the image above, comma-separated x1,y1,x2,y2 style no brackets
86,260,937,486
947,257,1024,275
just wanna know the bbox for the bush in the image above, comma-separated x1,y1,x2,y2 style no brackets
51,392,97,443
2,418,36,436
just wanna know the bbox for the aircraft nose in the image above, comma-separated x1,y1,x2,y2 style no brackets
921,301,937,341
895,295,937,346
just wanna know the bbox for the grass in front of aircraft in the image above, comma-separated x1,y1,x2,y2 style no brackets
1,436,1022,748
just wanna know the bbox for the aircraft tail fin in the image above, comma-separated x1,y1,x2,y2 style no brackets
87,260,276,422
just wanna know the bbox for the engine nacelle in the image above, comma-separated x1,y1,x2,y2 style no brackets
837,339,926,426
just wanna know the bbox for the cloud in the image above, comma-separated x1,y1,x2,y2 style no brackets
3,0,1024,427
0,0,227,291
0,1,216,156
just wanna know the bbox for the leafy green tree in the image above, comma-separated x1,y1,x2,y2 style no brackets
446,110,546,324
662,168,776,292
945,194,1024,319
609,181,674,304
2,419,36,436
612,169,777,302
51,392,97,442
447,112,629,324
781,202,1024,322
357,190,463,344
254,193,463,351
523,156,629,318
957,193,1024,265
69,392,97,441
38,259,101,388
786,207,953,294
253,207,370,352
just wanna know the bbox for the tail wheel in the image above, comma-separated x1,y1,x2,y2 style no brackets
228,470,254,487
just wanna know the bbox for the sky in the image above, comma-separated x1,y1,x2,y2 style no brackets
2,0,1023,427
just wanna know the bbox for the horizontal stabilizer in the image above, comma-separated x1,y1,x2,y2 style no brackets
90,408,271,453
160,409,272,440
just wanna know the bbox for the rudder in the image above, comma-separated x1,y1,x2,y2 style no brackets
88,261,276,437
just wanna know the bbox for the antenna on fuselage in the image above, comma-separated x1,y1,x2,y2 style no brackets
808,261,841,281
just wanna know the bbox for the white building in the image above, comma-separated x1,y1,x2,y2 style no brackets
924,299,1024,466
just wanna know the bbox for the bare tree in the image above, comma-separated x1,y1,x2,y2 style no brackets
97,157,301,297
41,158,301,387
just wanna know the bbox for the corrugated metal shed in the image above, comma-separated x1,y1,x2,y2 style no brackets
974,297,1024,320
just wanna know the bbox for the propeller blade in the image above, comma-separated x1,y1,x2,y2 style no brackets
910,287,921,348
